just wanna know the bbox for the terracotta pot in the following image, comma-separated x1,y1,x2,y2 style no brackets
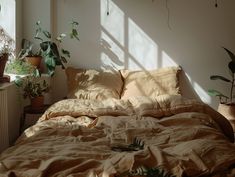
25,56,42,69
0,53,8,77
31,96,44,110
218,103,235,131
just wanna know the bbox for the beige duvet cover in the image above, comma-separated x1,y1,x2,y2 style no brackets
0,95,235,177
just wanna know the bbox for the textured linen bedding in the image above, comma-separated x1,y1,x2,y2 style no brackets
0,95,235,177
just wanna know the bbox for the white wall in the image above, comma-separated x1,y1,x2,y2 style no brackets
22,0,235,109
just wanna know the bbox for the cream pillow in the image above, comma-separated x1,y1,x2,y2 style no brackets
120,66,181,99
65,67,123,100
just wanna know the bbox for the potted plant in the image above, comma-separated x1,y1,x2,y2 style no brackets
208,47,235,131
0,28,14,81
19,39,42,70
15,75,49,110
5,59,36,75
20,21,79,76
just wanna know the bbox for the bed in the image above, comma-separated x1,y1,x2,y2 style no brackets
0,66,235,177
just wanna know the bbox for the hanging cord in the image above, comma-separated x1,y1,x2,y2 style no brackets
166,0,171,30
107,0,110,15
215,0,218,7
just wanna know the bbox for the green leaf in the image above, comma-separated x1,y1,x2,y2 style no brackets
34,36,43,41
71,21,79,26
210,75,231,82
222,47,235,63
208,89,228,98
43,30,51,39
70,29,79,40
14,76,23,87
36,21,41,26
40,41,49,52
60,56,67,63
56,37,62,43
60,33,66,38
228,61,235,73
33,69,41,77
61,49,70,58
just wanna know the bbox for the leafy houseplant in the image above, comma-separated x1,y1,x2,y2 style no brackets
19,39,42,69
5,59,36,75
15,75,49,109
208,47,235,131
33,20,79,76
208,47,235,104
0,28,14,78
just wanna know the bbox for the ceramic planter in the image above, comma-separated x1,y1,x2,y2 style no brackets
0,53,8,77
218,103,235,131
25,56,42,69
31,95,44,110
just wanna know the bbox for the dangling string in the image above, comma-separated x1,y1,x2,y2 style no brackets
215,0,218,7
107,0,110,15
166,0,171,30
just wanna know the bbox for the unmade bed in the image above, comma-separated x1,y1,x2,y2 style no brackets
0,66,235,177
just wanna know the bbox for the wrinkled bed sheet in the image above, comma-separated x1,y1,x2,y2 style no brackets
0,95,235,177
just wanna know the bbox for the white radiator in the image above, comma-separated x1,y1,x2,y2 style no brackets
0,89,9,152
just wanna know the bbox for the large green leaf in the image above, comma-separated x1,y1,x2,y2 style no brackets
61,49,70,58
210,75,231,82
14,76,23,87
60,56,67,63
208,89,228,98
228,61,235,74
34,36,43,42
40,41,50,52
43,30,51,39
223,47,235,63
49,42,61,65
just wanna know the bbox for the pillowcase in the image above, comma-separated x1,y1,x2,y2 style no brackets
65,67,123,100
120,66,182,99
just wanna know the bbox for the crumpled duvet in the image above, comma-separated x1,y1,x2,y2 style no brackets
0,95,235,177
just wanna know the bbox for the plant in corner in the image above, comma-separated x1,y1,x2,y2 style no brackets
34,20,79,76
208,47,235,131
208,47,235,104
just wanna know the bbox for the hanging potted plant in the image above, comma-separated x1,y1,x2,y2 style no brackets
0,28,14,81
208,47,235,131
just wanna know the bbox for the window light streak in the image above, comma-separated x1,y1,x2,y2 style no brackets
100,0,211,105
185,72,211,104
100,31,124,69
128,18,158,70
101,0,124,46
161,51,177,67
